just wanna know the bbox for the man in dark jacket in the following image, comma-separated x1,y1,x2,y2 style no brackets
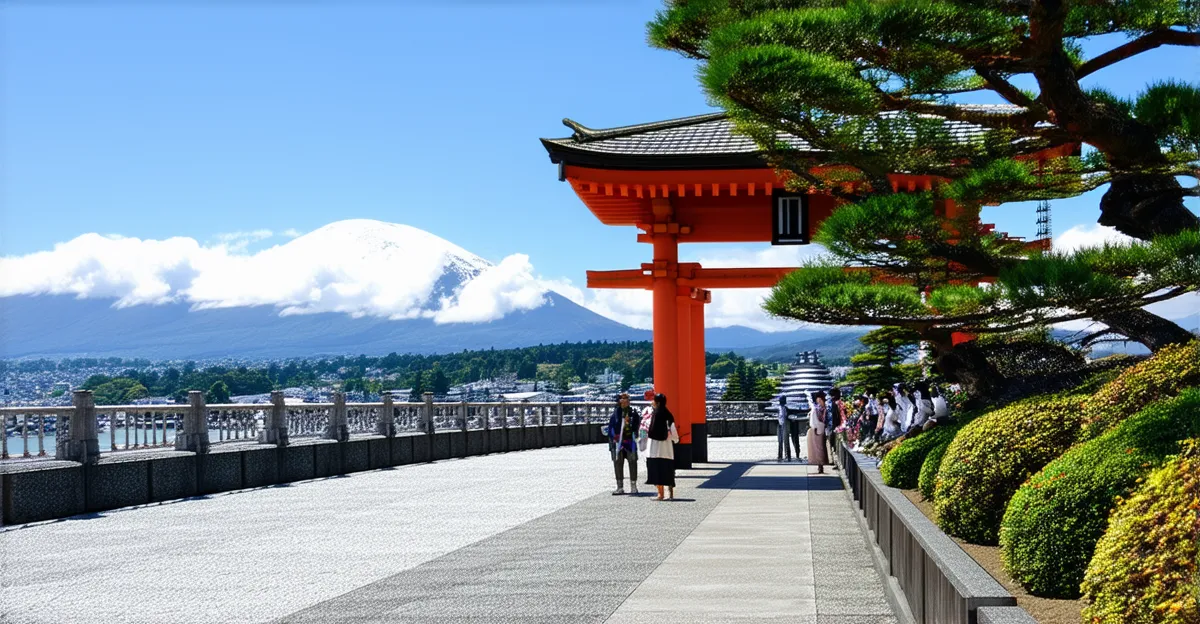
608,393,641,495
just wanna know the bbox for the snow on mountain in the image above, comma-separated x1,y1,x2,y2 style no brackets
0,219,858,359
1,219,549,324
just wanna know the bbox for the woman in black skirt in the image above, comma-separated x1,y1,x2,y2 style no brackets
645,393,680,501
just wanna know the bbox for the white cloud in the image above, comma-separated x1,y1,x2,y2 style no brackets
214,229,275,252
0,220,555,325
1053,223,1136,253
433,254,547,324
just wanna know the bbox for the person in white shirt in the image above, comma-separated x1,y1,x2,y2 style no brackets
645,394,680,501
879,394,903,440
893,384,915,432
777,395,799,461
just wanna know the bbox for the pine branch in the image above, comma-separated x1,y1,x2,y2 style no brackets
974,67,1040,110
1077,29,1200,79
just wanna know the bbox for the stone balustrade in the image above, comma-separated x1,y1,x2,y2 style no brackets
0,392,783,526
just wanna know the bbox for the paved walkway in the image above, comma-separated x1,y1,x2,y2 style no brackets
0,438,896,624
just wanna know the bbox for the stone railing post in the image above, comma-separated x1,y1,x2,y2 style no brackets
423,392,435,435
501,400,508,430
377,394,395,437
460,400,469,433
57,390,100,464
258,391,289,446
175,390,210,454
557,400,565,429
326,392,349,442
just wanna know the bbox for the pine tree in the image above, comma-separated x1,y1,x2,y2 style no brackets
753,377,778,401
430,365,450,397
409,371,426,402
844,327,921,390
649,2,1200,393
723,361,747,401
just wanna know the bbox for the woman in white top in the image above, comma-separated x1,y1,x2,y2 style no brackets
645,393,680,501
931,385,950,422
894,384,915,432
879,395,903,439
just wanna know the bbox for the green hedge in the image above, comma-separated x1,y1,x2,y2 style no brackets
1081,340,1200,437
934,395,1086,545
881,427,950,489
918,434,954,501
1000,389,1200,598
1081,440,1200,624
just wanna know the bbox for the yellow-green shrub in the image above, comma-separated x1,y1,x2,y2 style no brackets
1000,389,1200,598
1081,341,1200,436
1081,440,1200,624
933,394,1085,545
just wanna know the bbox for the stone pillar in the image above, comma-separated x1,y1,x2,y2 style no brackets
460,400,469,433
326,392,349,442
376,394,395,437
258,391,289,447
175,390,210,454
423,392,435,459
57,390,100,464
557,400,565,429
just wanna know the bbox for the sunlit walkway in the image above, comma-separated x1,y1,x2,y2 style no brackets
0,438,895,624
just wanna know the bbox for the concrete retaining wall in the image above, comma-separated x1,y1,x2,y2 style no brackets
837,443,1036,624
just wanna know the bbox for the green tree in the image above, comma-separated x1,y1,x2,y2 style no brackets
708,355,738,379
845,327,922,389
554,364,575,394
205,380,231,404
723,361,748,400
409,371,426,401
753,377,779,401
649,0,1200,390
517,358,537,380
430,364,450,396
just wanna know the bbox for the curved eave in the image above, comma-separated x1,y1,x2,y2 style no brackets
540,138,806,171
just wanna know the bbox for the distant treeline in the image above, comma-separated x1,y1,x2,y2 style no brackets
6,342,785,405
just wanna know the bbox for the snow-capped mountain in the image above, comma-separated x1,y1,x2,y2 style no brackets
0,219,846,359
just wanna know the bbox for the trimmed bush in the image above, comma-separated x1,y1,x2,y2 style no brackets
918,434,954,500
881,427,950,489
934,395,1086,545
1000,389,1200,598
1081,440,1200,624
1081,341,1200,436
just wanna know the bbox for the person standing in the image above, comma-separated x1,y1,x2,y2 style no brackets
806,391,829,474
878,394,902,440
607,393,640,495
826,387,845,469
645,393,680,500
638,389,655,445
776,395,793,462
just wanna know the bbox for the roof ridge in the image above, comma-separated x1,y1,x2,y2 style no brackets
562,112,728,143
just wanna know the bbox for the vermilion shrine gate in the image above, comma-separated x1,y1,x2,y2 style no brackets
542,111,1066,467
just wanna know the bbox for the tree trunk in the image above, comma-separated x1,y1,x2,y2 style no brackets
926,331,1000,398
1092,308,1196,352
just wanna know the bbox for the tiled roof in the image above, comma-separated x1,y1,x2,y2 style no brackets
541,105,1031,170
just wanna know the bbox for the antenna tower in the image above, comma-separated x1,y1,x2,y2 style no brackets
1035,199,1052,252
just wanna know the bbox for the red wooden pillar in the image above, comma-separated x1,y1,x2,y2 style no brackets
651,231,680,457
690,290,709,463
676,288,693,458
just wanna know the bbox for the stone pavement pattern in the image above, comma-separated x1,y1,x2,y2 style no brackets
0,438,896,624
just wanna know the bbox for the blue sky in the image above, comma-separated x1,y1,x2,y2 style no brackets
2,2,1197,331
